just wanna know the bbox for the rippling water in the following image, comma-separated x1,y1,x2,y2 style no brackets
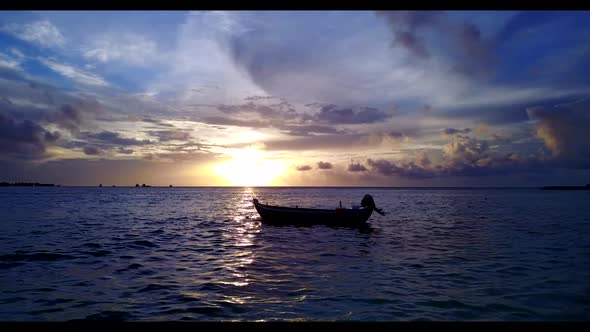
1,187,589,321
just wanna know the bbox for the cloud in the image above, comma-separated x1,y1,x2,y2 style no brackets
348,163,367,172
375,11,441,58
0,51,22,70
437,135,544,177
280,124,344,137
79,131,151,146
200,116,267,129
38,58,109,87
367,158,436,179
146,130,192,142
261,131,408,152
355,134,546,180
0,112,59,160
376,11,494,78
83,146,101,155
314,105,391,124
295,165,312,171
1,20,66,48
141,117,175,128
117,147,134,154
388,131,405,139
82,33,158,65
526,99,590,166
197,100,358,136
442,135,489,164
317,161,333,170
44,104,83,132
443,127,472,135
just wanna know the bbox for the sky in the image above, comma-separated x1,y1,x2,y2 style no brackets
0,10,589,186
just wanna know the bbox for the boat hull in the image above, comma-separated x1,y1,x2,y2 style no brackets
253,199,373,226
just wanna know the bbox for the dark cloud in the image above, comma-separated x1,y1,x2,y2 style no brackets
200,116,267,129
280,124,344,137
228,27,310,94
353,134,547,180
437,135,543,177
146,130,192,142
443,127,472,135
451,22,494,78
389,131,405,139
117,147,134,155
44,104,82,132
375,11,441,58
317,161,333,170
83,146,101,156
348,163,367,172
295,165,312,171
141,117,175,128
441,95,581,125
79,131,152,147
376,11,494,78
442,135,489,164
526,99,590,167
0,112,59,160
367,158,436,179
198,101,368,137
159,141,219,153
202,115,345,136
314,105,390,125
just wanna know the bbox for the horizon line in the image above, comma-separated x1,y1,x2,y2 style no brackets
1,184,546,189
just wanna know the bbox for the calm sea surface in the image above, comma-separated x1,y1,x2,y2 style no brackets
0,187,589,321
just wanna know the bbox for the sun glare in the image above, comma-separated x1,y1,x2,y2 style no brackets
212,148,287,186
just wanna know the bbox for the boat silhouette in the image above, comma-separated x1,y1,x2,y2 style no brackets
253,194,385,226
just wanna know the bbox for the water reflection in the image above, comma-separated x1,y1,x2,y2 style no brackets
220,188,261,293
260,221,375,235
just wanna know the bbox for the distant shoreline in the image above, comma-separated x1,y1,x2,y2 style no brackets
2,184,583,189
2,181,589,189
541,185,590,190
0,182,58,187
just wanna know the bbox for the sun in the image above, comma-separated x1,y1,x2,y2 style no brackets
212,147,287,186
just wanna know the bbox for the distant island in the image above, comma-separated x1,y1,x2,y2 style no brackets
0,182,59,187
541,184,590,190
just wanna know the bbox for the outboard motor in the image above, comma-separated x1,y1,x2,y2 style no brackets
361,194,385,216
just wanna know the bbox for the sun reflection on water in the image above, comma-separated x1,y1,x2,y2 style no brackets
219,187,261,293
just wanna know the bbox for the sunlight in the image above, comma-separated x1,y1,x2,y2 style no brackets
212,147,287,186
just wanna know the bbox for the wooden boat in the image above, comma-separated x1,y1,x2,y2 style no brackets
253,194,385,226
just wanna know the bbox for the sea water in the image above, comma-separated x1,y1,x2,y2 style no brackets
0,187,589,321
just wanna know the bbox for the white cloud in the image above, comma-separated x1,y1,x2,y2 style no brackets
0,51,21,70
38,58,109,87
82,33,158,65
1,20,66,48
9,48,25,61
143,11,264,105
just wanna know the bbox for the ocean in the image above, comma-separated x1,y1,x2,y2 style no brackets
0,187,589,321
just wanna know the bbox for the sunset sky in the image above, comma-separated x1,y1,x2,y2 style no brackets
1,11,589,186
